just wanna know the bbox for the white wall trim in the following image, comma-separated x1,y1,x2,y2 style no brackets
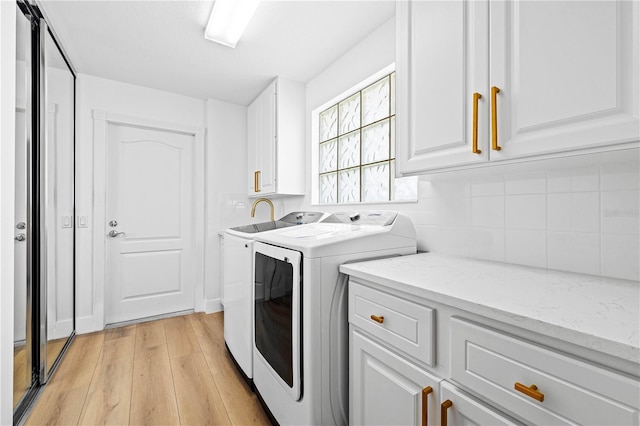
0,3,17,423
91,109,206,332
92,110,205,136
204,298,223,314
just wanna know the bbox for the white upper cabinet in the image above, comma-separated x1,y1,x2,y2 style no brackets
396,0,490,173
247,77,305,197
248,80,276,195
490,0,639,160
396,0,640,174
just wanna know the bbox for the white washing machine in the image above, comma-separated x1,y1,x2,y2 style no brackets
252,211,416,425
223,212,325,380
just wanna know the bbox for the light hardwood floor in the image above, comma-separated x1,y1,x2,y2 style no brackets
25,312,271,426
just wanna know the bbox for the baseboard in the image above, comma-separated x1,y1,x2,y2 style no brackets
76,315,102,334
204,298,223,314
48,318,74,340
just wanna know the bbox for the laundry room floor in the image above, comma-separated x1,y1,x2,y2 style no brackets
25,312,270,425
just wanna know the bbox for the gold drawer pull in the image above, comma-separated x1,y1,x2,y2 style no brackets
422,386,433,426
491,86,501,151
514,382,545,402
370,314,384,324
440,399,452,426
472,92,482,154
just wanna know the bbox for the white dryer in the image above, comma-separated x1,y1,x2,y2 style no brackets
223,211,325,380
252,211,416,425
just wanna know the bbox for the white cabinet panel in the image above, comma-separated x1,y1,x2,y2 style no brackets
247,77,305,197
490,0,639,160
440,381,520,426
450,317,640,425
396,0,489,173
349,281,435,366
350,329,441,426
222,234,253,378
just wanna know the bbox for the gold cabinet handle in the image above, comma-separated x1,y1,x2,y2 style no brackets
514,382,544,402
491,86,501,151
472,92,482,154
422,386,433,426
440,399,452,426
254,170,261,192
370,314,384,324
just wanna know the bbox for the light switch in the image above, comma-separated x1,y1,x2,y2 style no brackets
78,216,88,228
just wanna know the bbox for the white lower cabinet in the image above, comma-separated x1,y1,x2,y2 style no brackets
439,381,520,426
350,329,441,426
347,277,640,426
450,317,640,425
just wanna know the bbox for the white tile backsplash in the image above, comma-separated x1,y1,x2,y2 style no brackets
471,176,504,197
505,172,546,195
505,194,546,230
601,161,640,191
471,196,504,228
470,228,505,262
442,197,470,227
442,226,470,257
601,233,640,281
601,190,640,235
547,232,600,275
547,192,600,233
415,149,640,281
547,167,599,193
505,229,547,268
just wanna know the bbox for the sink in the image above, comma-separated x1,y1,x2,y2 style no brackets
229,220,296,234
226,211,326,238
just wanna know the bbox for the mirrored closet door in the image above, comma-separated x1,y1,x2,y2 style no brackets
13,1,33,411
14,1,76,422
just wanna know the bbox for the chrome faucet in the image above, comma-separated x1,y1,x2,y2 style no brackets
251,198,274,221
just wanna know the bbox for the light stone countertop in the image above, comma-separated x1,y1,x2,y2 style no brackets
339,253,640,364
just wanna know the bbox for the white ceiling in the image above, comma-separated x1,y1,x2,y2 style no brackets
38,0,395,105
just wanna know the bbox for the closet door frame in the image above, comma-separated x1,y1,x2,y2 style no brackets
13,0,77,422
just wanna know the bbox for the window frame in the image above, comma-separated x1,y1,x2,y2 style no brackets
311,64,416,206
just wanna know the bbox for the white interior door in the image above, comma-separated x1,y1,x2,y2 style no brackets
105,123,195,324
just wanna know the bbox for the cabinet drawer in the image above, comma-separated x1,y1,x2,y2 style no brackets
451,317,640,425
349,281,435,366
440,381,520,426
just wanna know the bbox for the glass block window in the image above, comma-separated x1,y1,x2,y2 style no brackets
318,72,402,204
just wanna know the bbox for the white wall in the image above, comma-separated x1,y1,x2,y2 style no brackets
205,98,246,312
0,2,16,423
75,75,207,333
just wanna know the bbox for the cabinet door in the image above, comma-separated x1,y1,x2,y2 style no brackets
351,329,441,426
222,235,253,378
396,0,489,174
247,81,276,196
247,97,260,195
439,381,520,426
490,0,639,160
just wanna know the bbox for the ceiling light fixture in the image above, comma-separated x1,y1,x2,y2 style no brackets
204,0,261,48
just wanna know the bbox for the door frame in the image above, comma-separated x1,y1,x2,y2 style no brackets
92,110,205,329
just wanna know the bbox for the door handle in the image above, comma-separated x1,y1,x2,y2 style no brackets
491,86,501,151
108,230,125,238
15,233,26,242
472,92,482,154
16,222,26,230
